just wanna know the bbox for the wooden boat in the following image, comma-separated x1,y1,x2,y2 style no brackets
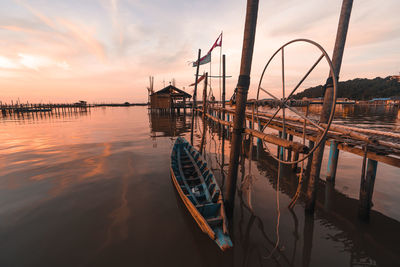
170,137,233,251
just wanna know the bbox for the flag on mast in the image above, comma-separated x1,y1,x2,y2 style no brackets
189,73,206,86
192,53,211,67
192,33,223,67
210,32,222,51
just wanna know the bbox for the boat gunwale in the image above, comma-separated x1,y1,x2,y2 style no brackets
170,166,216,240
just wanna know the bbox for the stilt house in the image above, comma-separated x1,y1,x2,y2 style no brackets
150,85,192,111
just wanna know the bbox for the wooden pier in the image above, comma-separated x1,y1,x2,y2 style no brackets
0,102,90,116
198,104,400,220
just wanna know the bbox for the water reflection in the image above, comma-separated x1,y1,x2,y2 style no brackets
0,106,399,266
0,107,90,124
306,104,399,132
241,140,399,266
149,111,191,137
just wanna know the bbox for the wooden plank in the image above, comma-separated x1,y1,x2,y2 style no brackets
204,107,400,167
337,143,400,167
245,128,309,153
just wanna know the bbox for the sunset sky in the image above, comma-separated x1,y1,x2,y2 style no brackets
0,0,399,103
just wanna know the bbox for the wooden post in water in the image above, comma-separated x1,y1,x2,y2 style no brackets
222,54,226,126
191,49,201,145
225,0,259,214
326,141,339,183
199,72,208,154
287,134,293,161
305,0,353,213
358,158,378,220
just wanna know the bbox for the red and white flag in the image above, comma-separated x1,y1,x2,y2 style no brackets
192,52,211,67
192,32,222,67
209,33,222,52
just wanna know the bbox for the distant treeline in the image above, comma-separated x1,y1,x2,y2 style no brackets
292,76,400,100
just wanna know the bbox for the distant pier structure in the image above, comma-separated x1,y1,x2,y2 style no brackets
1,101,89,117
150,85,192,114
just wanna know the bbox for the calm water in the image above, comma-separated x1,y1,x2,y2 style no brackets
0,106,399,266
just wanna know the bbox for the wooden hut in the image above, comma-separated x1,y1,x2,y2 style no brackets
150,85,191,113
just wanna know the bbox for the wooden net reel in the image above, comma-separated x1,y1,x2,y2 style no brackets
256,39,337,164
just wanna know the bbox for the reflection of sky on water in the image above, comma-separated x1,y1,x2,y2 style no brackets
0,106,399,266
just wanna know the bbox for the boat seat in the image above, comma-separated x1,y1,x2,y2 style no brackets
206,216,223,227
186,176,201,182
211,190,220,202
196,202,221,219
208,183,216,195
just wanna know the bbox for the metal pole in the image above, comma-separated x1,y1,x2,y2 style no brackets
305,0,353,213
225,0,259,214
191,49,202,145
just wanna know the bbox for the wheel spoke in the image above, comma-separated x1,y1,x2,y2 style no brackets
259,87,283,131
286,54,324,100
260,87,280,101
283,103,324,131
261,105,282,131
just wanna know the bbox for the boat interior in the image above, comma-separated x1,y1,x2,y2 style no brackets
171,138,223,227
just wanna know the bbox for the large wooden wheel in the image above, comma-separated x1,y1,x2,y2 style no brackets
256,39,337,164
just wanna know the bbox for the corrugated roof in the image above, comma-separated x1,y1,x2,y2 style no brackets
151,85,192,98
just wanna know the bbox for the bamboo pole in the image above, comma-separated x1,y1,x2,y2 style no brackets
191,49,201,145
199,73,208,154
225,0,259,214
306,0,354,213
222,54,226,122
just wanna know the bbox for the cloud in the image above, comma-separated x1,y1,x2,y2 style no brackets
11,0,106,61
110,0,124,45
14,0,56,30
18,53,71,71
0,53,70,71
0,55,19,69
0,0,399,102
0,25,37,34
57,19,106,61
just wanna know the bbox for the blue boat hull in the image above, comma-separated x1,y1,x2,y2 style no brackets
170,137,233,251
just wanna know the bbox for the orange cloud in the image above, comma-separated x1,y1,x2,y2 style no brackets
0,25,35,33
57,19,106,62
15,0,56,30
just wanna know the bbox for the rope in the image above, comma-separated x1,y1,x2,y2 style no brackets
289,105,309,208
239,134,255,213
265,161,281,259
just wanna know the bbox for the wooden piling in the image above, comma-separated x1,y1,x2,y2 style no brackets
326,141,339,183
222,54,226,134
358,159,378,220
287,134,293,161
305,0,353,213
225,0,259,214
199,73,208,154
191,49,201,145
